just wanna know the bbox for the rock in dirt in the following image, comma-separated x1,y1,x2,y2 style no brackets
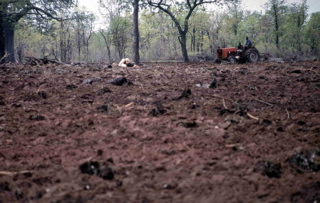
219,109,236,115
209,78,217,88
178,121,198,128
195,78,217,88
97,87,112,95
79,161,114,180
162,183,176,190
287,150,320,173
191,102,200,109
254,160,282,178
15,188,24,200
290,181,320,203
261,119,272,125
173,89,192,100
0,181,10,191
148,105,166,117
66,84,77,90
98,164,115,180
37,91,47,99
97,149,103,156
0,96,5,105
239,68,249,75
291,69,302,74
82,78,101,85
96,105,109,113
196,83,210,88
29,115,46,121
106,77,128,86
80,161,100,175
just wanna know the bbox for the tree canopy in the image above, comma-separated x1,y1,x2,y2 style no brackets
2,0,320,64
0,0,77,63
147,0,221,62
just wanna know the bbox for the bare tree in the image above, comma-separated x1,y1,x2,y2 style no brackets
133,0,140,65
99,30,112,62
100,0,130,60
0,0,76,63
147,0,219,62
266,0,286,49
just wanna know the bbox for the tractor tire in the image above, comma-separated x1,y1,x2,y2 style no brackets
228,56,237,64
245,48,260,63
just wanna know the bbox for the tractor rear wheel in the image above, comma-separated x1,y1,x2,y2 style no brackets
228,56,237,64
245,48,260,63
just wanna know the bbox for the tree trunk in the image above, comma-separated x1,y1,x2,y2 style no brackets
78,36,81,62
201,31,204,52
191,28,196,52
273,3,280,49
4,24,15,63
147,1,193,62
275,24,279,49
0,3,5,63
60,21,66,62
133,0,140,65
0,19,5,64
179,32,189,62
100,31,112,62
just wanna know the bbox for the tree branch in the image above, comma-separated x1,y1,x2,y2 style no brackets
148,0,219,34
11,6,32,23
29,6,62,21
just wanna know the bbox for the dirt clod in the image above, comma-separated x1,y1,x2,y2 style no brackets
97,87,112,95
209,78,217,88
254,160,282,178
106,77,127,86
82,78,101,85
98,164,115,180
287,150,320,173
173,89,191,100
28,115,46,121
0,182,10,191
66,84,77,90
148,105,166,117
79,161,100,176
37,91,47,99
178,121,197,128
79,161,114,180
96,105,109,113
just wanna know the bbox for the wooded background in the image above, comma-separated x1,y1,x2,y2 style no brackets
1,0,319,64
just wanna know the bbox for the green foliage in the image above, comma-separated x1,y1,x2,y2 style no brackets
282,1,308,51
304,12,320,54
139,11,180,60
109,15,131,59
257,14,273,44
15,20,57,60
265,0,287,48
1,0,77,62
14,6,97,62
2,0,77,23
238,12,261,44
10,0,320,63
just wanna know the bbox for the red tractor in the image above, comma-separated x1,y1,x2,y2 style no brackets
216,46,260,63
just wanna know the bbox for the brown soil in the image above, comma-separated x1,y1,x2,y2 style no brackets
0,60,320,203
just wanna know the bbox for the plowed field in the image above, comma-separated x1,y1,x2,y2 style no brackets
1,60,320,203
